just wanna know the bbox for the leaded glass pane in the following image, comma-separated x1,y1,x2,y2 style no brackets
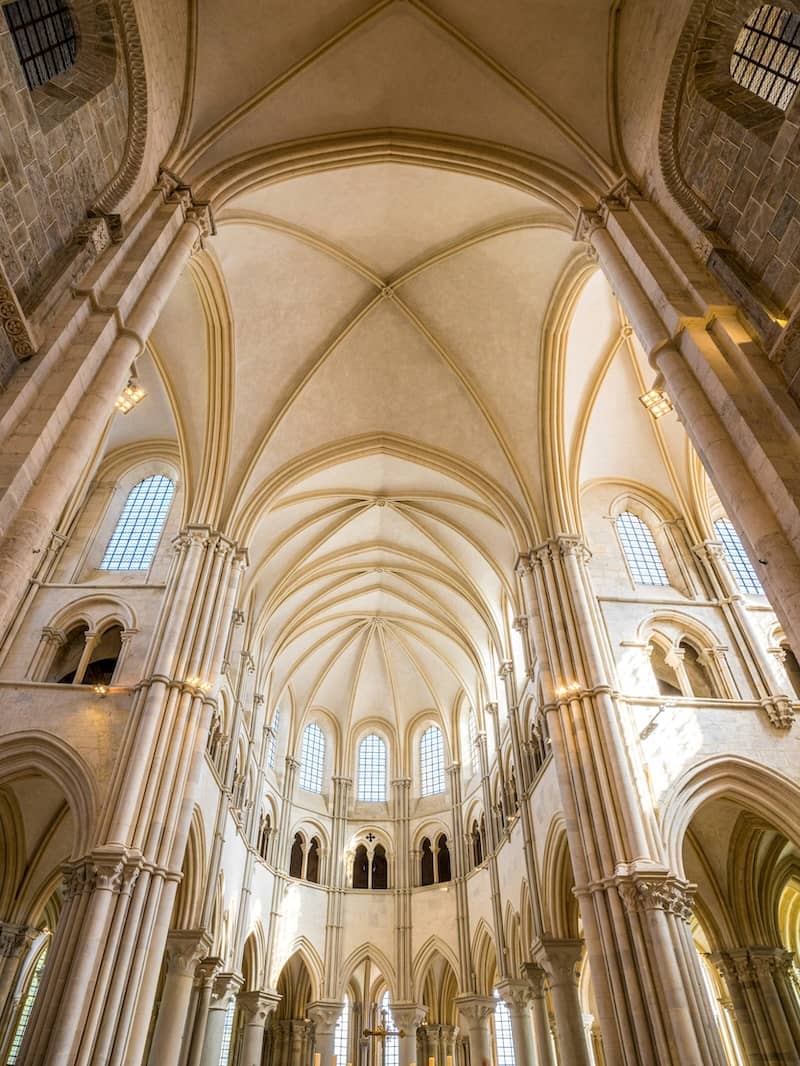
616,512,669,586
732,5,800,109
357,734,387,801
100,476,175,571
714,519,764,595
420,725,445,796
299,723,325,793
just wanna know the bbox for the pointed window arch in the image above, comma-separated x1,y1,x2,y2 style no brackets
714,519,764,594
420,837,434,886
100,475,175,571
357,734,387,802
616,511,669,586
731,6,800,109
299,723,325,793
6,945,47,1064
420,725,445,796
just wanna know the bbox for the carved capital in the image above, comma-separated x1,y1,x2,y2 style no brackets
522,961,548,998
533,938,583,986
211,972,243,1007
616,873,695,922
760,696,795,730
166,930,212,977
455,995,495,1024
238,989,281,1024
0,922,37,958
495,978,532,1011
574,207,607,244
308,998,345,1032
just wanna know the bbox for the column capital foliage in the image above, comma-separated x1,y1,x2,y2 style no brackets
165,929,212,976
211,972,244,1005
62,848,144,901
307,999,343,1029
454,994,495,1022
238,989,281,1023
0,922,37,958
157,169,216,248
615,871,696,922
495,978,533,1010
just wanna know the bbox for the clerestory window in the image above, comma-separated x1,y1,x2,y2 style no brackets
100,475,175,571
616,511,669,587
299,723,325,793
714,519,764,595
420,725,445,796
3,0,77,90
357,734,387,802
731,6,800,110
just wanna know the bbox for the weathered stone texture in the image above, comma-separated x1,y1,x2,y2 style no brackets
0,4,128,310
678,81,800,314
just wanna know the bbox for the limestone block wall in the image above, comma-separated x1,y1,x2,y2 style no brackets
0,1,128,307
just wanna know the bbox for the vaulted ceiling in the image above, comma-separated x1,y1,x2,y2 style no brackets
106,1,703,754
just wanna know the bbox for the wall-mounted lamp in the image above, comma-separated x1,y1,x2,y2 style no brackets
115,376,146,414
93,683,109,697
639,388,673,419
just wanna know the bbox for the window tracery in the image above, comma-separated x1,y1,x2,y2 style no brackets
6,944,47,1064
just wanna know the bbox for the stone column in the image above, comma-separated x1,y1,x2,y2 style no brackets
528,535,729,1066
0,187,212,643
713,947,800,1064
185,957,223,1066
147,930,209,1065
496,979,537,1066
522,963,557,1066
308,999,343,1065
199,973,242,1066
575,184,800,654
238,989,281,1066
392,1003,427,1066
455,996,494,1066
534,940,590,1066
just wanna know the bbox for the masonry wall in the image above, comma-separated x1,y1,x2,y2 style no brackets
0,0,128,308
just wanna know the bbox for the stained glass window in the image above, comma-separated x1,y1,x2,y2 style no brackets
3,0,77,90
100,476,175,570
616,511,669,586
420,725,445,796
714,519,764,595
731,5,800,109
299,723,325,793
357,734,387,802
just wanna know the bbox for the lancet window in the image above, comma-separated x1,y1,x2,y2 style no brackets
357,734,387,802
616,511,669,586
100,475,175,571
714,518,763,594
420,725,445,796
299,723,325,793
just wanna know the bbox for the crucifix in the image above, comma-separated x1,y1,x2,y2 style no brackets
363,1006,405,1066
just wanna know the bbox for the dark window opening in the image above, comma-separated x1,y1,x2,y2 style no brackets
353,844,369,889
371,844,388,890
306,837,320,884
781,641,800,698
4,0,77,90
289,834,304,879
472,820,483,867
437,834,451,883
732,5,800,110
420,837,434,886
